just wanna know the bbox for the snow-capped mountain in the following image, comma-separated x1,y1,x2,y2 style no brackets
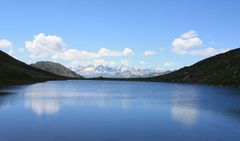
72,65,171,78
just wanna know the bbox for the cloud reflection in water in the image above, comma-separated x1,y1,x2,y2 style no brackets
24,85,62,116
22,82,131,116
170,86,199,126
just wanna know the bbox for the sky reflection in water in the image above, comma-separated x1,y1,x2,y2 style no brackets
0,80,240,141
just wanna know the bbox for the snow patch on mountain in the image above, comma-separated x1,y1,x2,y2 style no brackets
72,65,171,78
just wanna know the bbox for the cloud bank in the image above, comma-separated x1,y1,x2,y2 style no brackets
25,33,135,66
52,47,134,60
26,33,66,58
172,30,229,56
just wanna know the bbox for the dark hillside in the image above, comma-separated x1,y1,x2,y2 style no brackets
0,50,67,87
148,48,240,87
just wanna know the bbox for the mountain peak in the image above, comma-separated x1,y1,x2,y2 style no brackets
73,65,170,78
31,61,83,78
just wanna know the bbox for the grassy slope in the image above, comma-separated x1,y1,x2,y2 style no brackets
0,50,68,87
132,48,240,88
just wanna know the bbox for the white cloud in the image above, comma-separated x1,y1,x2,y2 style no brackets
139,61,146,64
172,30,229,56
180,30,198,39
122,48,135,56
25,33,135,68
144,50,156,56
0,39,12,49
52,48,134,60
172,30,203,54
0,39,14,56
164,62,174,67
25,33,66,58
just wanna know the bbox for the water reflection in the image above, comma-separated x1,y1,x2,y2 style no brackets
25,97,60,115
22,81,134,115
3,80,239,122
1,81,240,141
171,105,198,126
23,85,61,115
0,92,15,109
170,86,199,126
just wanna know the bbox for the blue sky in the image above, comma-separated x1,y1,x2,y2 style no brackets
0,0,239,70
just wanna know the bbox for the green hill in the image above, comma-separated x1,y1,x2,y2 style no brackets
0,50,67,87
147,48,240,87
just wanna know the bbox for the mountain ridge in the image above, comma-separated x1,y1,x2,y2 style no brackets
73,64,171,78
0,50,68,87
31,61,83,78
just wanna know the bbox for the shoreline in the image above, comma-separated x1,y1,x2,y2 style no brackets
2,77,239,90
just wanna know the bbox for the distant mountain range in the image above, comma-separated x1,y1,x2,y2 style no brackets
1,48,240,88
31,61,83,78
72,65,171,78
0,50,66,87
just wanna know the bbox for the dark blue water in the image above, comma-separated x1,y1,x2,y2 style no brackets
0,80,240,141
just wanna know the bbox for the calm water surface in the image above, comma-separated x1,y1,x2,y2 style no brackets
0,80,240,141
